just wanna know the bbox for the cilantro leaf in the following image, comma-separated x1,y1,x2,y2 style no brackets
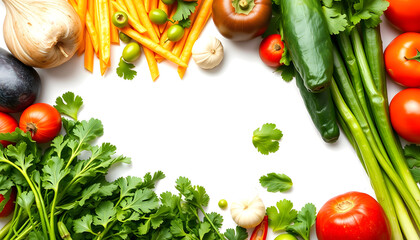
16,191,35,216
404,144,420,183
224,226,248,240
322,3,348,35
117,176,143,200
277,64,295,82
350,0,389,28
73,214,96,234
260,173,293,193
54,92,83,120
173,0,198,22
41,157,69,191
267,199,298,232
0,175,14,195
120,189,159,214
73,118,104,144
93,201,116,228
252,123,283,155
286,203,317,240
116,57,137,80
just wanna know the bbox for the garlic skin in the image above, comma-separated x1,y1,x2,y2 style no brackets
192,36,224,70
2,0,82,68
230,195,265,228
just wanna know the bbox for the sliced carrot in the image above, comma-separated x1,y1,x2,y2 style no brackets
123,0,140,21
134,0,159,42
143,47,160,81
112,1,147,33
157,0,170,34
84,30,94,72
85,12,100,53
96,0,111,65
177,0,212,79
116,0,127,11
109,0,120,44
172,0,202,57
77,0,88,54
120,27,187,67
144,0,150,13
153,24,161,39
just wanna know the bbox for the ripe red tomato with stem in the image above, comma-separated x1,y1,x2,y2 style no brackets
259,34,284,68
384,0,420,32
19,103,62,143
389,88,420,143
384,32,420,87
250,215,268,240
0,187,16,218
316,191,390,240
0,112,18,147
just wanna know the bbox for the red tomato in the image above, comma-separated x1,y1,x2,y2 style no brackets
0,187,16,218
385,0,420,32
389,88,420,143
259,34,284,68
0,112,18,147
316,191,390,240
384,32,420,87
19,103,62,143
250,215,268,240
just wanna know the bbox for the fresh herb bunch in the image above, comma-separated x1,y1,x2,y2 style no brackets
0,92,246,240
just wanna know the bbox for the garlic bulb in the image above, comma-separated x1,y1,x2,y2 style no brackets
230,195,265,228
2,0,82,68
192,36,224,70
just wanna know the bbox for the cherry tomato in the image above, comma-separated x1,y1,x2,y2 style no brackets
112,11,129,28
274,234,297,240
19,103,62,143
384,32,420,87
167,25,185,42
0,187,16,218
250,215,268,240
316,191,390,240
389,88,420,143
122,42,141,62
384,0,420,32
149,9,168,25
259,34,284,68
0,112,18,148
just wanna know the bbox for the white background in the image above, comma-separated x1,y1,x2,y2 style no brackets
0,3,409,239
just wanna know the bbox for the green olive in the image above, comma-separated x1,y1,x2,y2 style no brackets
274,234,298,240
112,11,129,28
162,0,175,5
119,32,131,43
122,42,141,62
167,24,185,42
218,199,228,209
149,9,168,25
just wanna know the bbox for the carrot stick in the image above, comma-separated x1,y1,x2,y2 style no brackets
143,47,160,81
123,0,140,21
120,27,187,67
177,0,212,78
97,0,111,65
144,0,150,13
157,0,169,34
85,12,99,53
109,0,120,44
84,30,94,72
134,0,159,43
116,0,127,11
77,0,88,54
155,7,176,62
172,0,202,57
112,1,147,33
153,24,161,39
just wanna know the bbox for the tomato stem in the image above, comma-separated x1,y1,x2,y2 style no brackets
25,123,37,136
335,200,354,213
239,0,249,10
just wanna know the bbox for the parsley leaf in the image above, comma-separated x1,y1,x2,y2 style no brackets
286,203,317,240
252,123,283,155
224,226,248,240
267,199,298,232
54,91,83,120
322,3,348,35
277,63,295,82
173,0,198,22
260,173,293,193
116,57,137,80
350,0,389,28
403,144,420,183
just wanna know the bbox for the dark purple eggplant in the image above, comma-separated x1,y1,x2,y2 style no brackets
0,48,41,113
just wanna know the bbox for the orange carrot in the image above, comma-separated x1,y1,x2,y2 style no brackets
177,0,212,78
84,30,94,72
112,1,147,33
143,47,160,81
109,0,120,44
144,0,150,13
123,0,140,21
120,27,187,67
77,0,88,54
133,0,159,43
85,12,99,54
116,0,127,11
157,0,169,34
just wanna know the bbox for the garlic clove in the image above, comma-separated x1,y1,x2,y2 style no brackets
230,195,266,228
192,36,224,70
2,0,82,68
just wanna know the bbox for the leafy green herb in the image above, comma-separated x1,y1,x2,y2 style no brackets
403,144,420,183
54,92,83,120
267,199,298,231
253,123,283,155
224,226,248,240
116,57,137,80
260,173,293,193
173,0,197,22
286,203,317,240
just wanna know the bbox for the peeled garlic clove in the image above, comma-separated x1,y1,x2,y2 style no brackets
192,36,224,70
2,0,82,68
230,195,266,228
